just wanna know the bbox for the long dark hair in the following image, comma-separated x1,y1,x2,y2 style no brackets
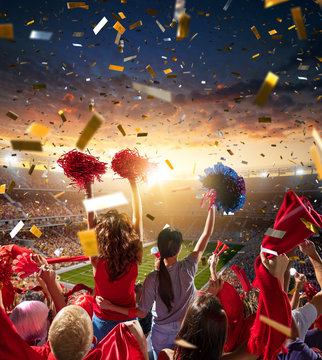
96,209,140,282
173,294,227,360
157,227,183,312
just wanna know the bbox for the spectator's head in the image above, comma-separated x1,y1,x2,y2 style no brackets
20,290,45,303
10,300,49,346
157,227,183,312
174,294,227,360
96,209,140,281
48,305,93,360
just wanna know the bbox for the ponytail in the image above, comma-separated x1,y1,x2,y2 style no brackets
158,257,174,312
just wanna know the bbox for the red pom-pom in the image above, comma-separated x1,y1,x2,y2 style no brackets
12,253,39,279
57,149,108,190
111,148,155,181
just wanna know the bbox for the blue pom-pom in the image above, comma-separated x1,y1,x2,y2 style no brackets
199,164,246,214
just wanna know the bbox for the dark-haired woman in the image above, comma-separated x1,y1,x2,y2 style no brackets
97,206,215,357
85,180,143,345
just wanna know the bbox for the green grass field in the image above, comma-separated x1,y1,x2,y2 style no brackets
59,242,243,290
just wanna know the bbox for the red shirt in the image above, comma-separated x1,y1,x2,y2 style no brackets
93,258,138,321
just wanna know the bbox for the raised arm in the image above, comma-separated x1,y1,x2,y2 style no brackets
129,180,143,243
299,240,322,288
192,206,215,263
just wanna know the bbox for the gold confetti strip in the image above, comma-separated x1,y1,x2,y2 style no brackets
165,160,174,170
26,20,34,26
175,339,197,349
58,110,67,122
146,8,157,16
258,117,272,123
190,33,198,41
269,29,277,35
254,71,279,107
132,82,172,102
113,21,125,34
163,68,172,74
7,181,15,195
54,191,65,199
300,218,320,234
251,26,261,39
118,12,126,19
76,112,104,151
193,162,196,174
177,12,191,40
312,128,322,152
117,124,126,136
0,24,14,39
28,164,35,175
170,19,177,28
310,145,322,179
67,2,89,9
146,214,155,221
146,64,156,78
288,25,296,30
109,64,124,71
30,225,42,238
251,53,260,59
27,123,50,138
260,315,291,337
265,0,289,8
11,140,43,152
291,7,307,40
33,83,46,90
129,21,142,30
6,111,18,120
156,20,165,32
0,184,5,194
78,230,98,256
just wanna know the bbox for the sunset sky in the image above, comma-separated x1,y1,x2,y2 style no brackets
0,0,321,179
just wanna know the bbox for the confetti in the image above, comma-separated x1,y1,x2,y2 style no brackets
254,71,279,107
190,33,198,41
58,110,67,122
251,53,260,59
76,112,104,151
67,2,89,9
132,82,172,102
300,218,320,235
7,181,15,195
268,29,277,35
146,8,157,16
163,68,172,74
312,129,322,152
177,12,190,40
124,55,137,62
93,17,108,35
26,20,34,26
118,12,126,19
265,0,289,8
83,193,128,212
115,31,122,45
6,111,18,120
258,117,272,123
78,229,98,256
29,30,53,41
28,164,35,175
175,339,197,349
117,124,126,136
73,32,84,37
193,162,196,174
251,26,261,39
113,21,126,34
11,140,43,152
261,247,278,256
33,84,46,90
0,24,14,39
227,149,234,155
0,184,5,194
223,0,232,11
27,123,50,138
54,191,65,199
165,159,174,170
129,21,143,30
30,225,42,238
146,214,155,221
310,145,322,179
291,7,307,40
260,315,291,337
137,132,148,137
146,65,156,78
264,228,286,239
156,20,165,32
10,220,24,239
109,64,124,71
